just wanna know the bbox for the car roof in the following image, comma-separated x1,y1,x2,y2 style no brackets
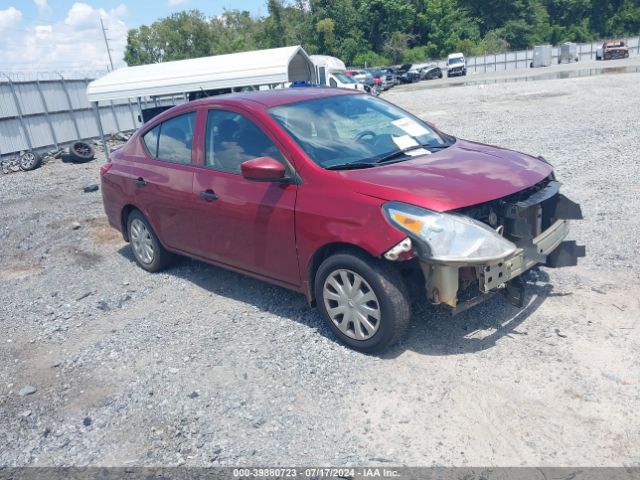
189,87,362,109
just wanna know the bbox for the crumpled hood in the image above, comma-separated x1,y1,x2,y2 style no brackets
337,139,553,211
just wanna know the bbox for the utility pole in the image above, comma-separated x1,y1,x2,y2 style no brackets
100,17,114,71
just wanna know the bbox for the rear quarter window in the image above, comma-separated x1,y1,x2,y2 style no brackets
142,126,159,157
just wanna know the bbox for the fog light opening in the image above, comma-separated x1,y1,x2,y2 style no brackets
384,238,413,261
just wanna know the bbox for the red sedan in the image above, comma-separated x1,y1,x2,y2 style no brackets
101,88,584,352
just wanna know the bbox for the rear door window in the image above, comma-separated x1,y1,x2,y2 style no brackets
143,112,196,164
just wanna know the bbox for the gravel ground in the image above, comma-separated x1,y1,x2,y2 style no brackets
1,67,639,467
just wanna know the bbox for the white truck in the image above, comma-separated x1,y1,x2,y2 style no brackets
446,53,467,77
310,55,367,91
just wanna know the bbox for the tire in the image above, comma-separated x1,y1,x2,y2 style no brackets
314,250,411,353
126,210,173,272
69,141,95,163
19,151,42,171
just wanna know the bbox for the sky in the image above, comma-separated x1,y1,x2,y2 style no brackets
0,0,267,74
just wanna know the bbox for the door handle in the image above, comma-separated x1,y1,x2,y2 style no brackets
199,190,218,202
134,177,146,187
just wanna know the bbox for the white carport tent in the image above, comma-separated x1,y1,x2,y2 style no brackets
86,45,316,155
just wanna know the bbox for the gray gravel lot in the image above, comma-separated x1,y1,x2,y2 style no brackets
1,64,639,467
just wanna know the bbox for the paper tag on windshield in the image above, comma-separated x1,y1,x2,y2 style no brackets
392,135,419,150
391,135,431,156
392,117,430,137
405,148,430,156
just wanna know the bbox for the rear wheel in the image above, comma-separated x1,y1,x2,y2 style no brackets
314,251,410,353
127,210,173,272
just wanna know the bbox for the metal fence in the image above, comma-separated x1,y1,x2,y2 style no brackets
0,73,182,160
436,36,640,74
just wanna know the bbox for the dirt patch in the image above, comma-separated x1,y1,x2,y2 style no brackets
0,262,43,281
88,217,125,248
62,246,104,269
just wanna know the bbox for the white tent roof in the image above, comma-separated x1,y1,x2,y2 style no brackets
87,46,315,102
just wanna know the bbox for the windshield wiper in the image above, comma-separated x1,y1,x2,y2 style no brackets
374,143,451,164
325,162,377,170
326,143,453,170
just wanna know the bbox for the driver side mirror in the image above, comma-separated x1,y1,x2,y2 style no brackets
241,157,287,182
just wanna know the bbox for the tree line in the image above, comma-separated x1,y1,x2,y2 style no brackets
124,0,640,67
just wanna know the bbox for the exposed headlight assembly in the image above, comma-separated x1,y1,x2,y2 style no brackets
383,201,517,264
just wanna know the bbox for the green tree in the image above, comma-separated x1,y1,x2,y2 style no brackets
384,31,413,63
416,0,480,58
262,0,286,48
356,0,416,52
353,50,390,67
123,0,640,68
209,10,263,54
401,45,429,63
124,25,163,65
124,10,211,65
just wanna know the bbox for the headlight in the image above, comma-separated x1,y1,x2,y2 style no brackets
383,202,517,264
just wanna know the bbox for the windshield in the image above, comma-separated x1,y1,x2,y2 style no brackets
448,57,464,65
269,94,452,169
333,73,356,84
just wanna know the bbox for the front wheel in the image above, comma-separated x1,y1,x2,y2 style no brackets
315,251,411,353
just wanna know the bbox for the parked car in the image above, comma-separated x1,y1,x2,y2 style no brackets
446,53,467,77
419,63,443,80
408,64,425,80
101,89,584,353
367,69,394,90
596,40,629,60
345,70,379,94
396,64,420,83
383,68,400,86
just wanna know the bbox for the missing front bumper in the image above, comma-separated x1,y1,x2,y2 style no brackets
480,219,571,292
421,218,585,313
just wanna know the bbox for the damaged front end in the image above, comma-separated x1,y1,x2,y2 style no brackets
383,175,585,313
